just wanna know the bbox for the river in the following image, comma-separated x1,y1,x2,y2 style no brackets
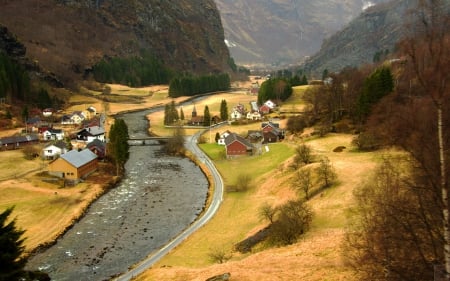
26,108,209,281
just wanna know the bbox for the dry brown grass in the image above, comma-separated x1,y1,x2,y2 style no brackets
136,134,379,281
0,173,108,252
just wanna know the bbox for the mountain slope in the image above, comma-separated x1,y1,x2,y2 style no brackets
0,0,231,86
302,0,417,76
215,0,388,66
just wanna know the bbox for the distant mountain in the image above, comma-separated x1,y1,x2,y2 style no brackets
302,0,418,77
215,0,389,66
0,0,231,86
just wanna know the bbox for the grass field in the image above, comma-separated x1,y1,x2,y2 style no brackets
1,83,381,280
137,133,379,281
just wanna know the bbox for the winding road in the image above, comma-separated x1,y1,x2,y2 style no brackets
115,129,224,281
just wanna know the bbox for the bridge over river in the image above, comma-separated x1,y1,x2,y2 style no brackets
127,136,172,146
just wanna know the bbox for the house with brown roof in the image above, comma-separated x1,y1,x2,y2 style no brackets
48,149,98,184
224,133,253,158
86,139,106,159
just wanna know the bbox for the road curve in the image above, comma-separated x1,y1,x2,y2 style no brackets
115,129,224,281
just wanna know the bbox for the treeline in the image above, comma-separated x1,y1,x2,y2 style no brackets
168,73,230,98
0,53,63,112
0,53,30,102
257,78,293,105
92,51,173,87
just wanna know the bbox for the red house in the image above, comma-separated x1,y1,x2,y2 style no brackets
224,133,253,158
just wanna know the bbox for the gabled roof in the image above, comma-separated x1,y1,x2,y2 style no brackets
78,126,105,136
224,133,253,149
86,139,106,149
60,149,97,168
262,121,280,129
44,128,63,134
45,140,67,150
0,134,39,145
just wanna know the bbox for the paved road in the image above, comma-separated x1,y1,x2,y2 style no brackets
115,129,224,281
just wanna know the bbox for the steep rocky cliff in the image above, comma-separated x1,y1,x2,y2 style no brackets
302,0,417,76
0,0,231,86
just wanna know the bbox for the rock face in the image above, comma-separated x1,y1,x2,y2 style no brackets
0,0,231,86
302,0,418,76
214,0,389,66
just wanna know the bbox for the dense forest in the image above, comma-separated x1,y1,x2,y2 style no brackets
168,73,230,98
92,51,173,87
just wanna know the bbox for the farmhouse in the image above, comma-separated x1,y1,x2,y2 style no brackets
48,149,98,183
76,126,106,142
224,133,253,158
86,139,106,159
42,128,65,141
217,130,232,145
42,140,68,160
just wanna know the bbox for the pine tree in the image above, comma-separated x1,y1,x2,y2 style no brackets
220,99,228,121
108,119,129,175
204,105,211,126
0,207,27,281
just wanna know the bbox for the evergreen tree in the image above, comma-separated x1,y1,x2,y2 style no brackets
203,105,211,126
180,107,184,121
357,66,394,120
220,99,228,121
108,119,129,175
0,207,26,281
164,104,170,125
170,100,179,124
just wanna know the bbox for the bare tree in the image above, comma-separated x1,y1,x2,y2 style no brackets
315,156,337,188
208,247,232,264
344,156,443,280
293,167,313,200
400,0,450,276
258,202,277,224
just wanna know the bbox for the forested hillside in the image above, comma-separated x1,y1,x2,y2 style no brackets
0,0,232,87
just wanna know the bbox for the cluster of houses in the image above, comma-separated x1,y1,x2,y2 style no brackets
0,106,107,185
217,121,285,158
187,99,277,126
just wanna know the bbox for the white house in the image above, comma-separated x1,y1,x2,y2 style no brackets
264,100,276,109
246,111,261,120
230,109,243,120
71,111,85,124
42,128,65,141
76,126,106,143
217,130,232,145
43,141,68,160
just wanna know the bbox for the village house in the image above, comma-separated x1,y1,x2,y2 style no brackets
25,117,42,132
264,100,276,109
259,104,271,115
224,133,253,158
42,128,65,141
246,111,262,120
247,130,264,143
86,139,106,159
0,134,39,151
61,111,85,125
48,149,98,184
262,121,285,141
217,130,232,145
42,108,54,117
76,126,106,143
42,140,68,160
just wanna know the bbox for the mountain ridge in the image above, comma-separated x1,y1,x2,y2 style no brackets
215,0,389,66
0,0,231,87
